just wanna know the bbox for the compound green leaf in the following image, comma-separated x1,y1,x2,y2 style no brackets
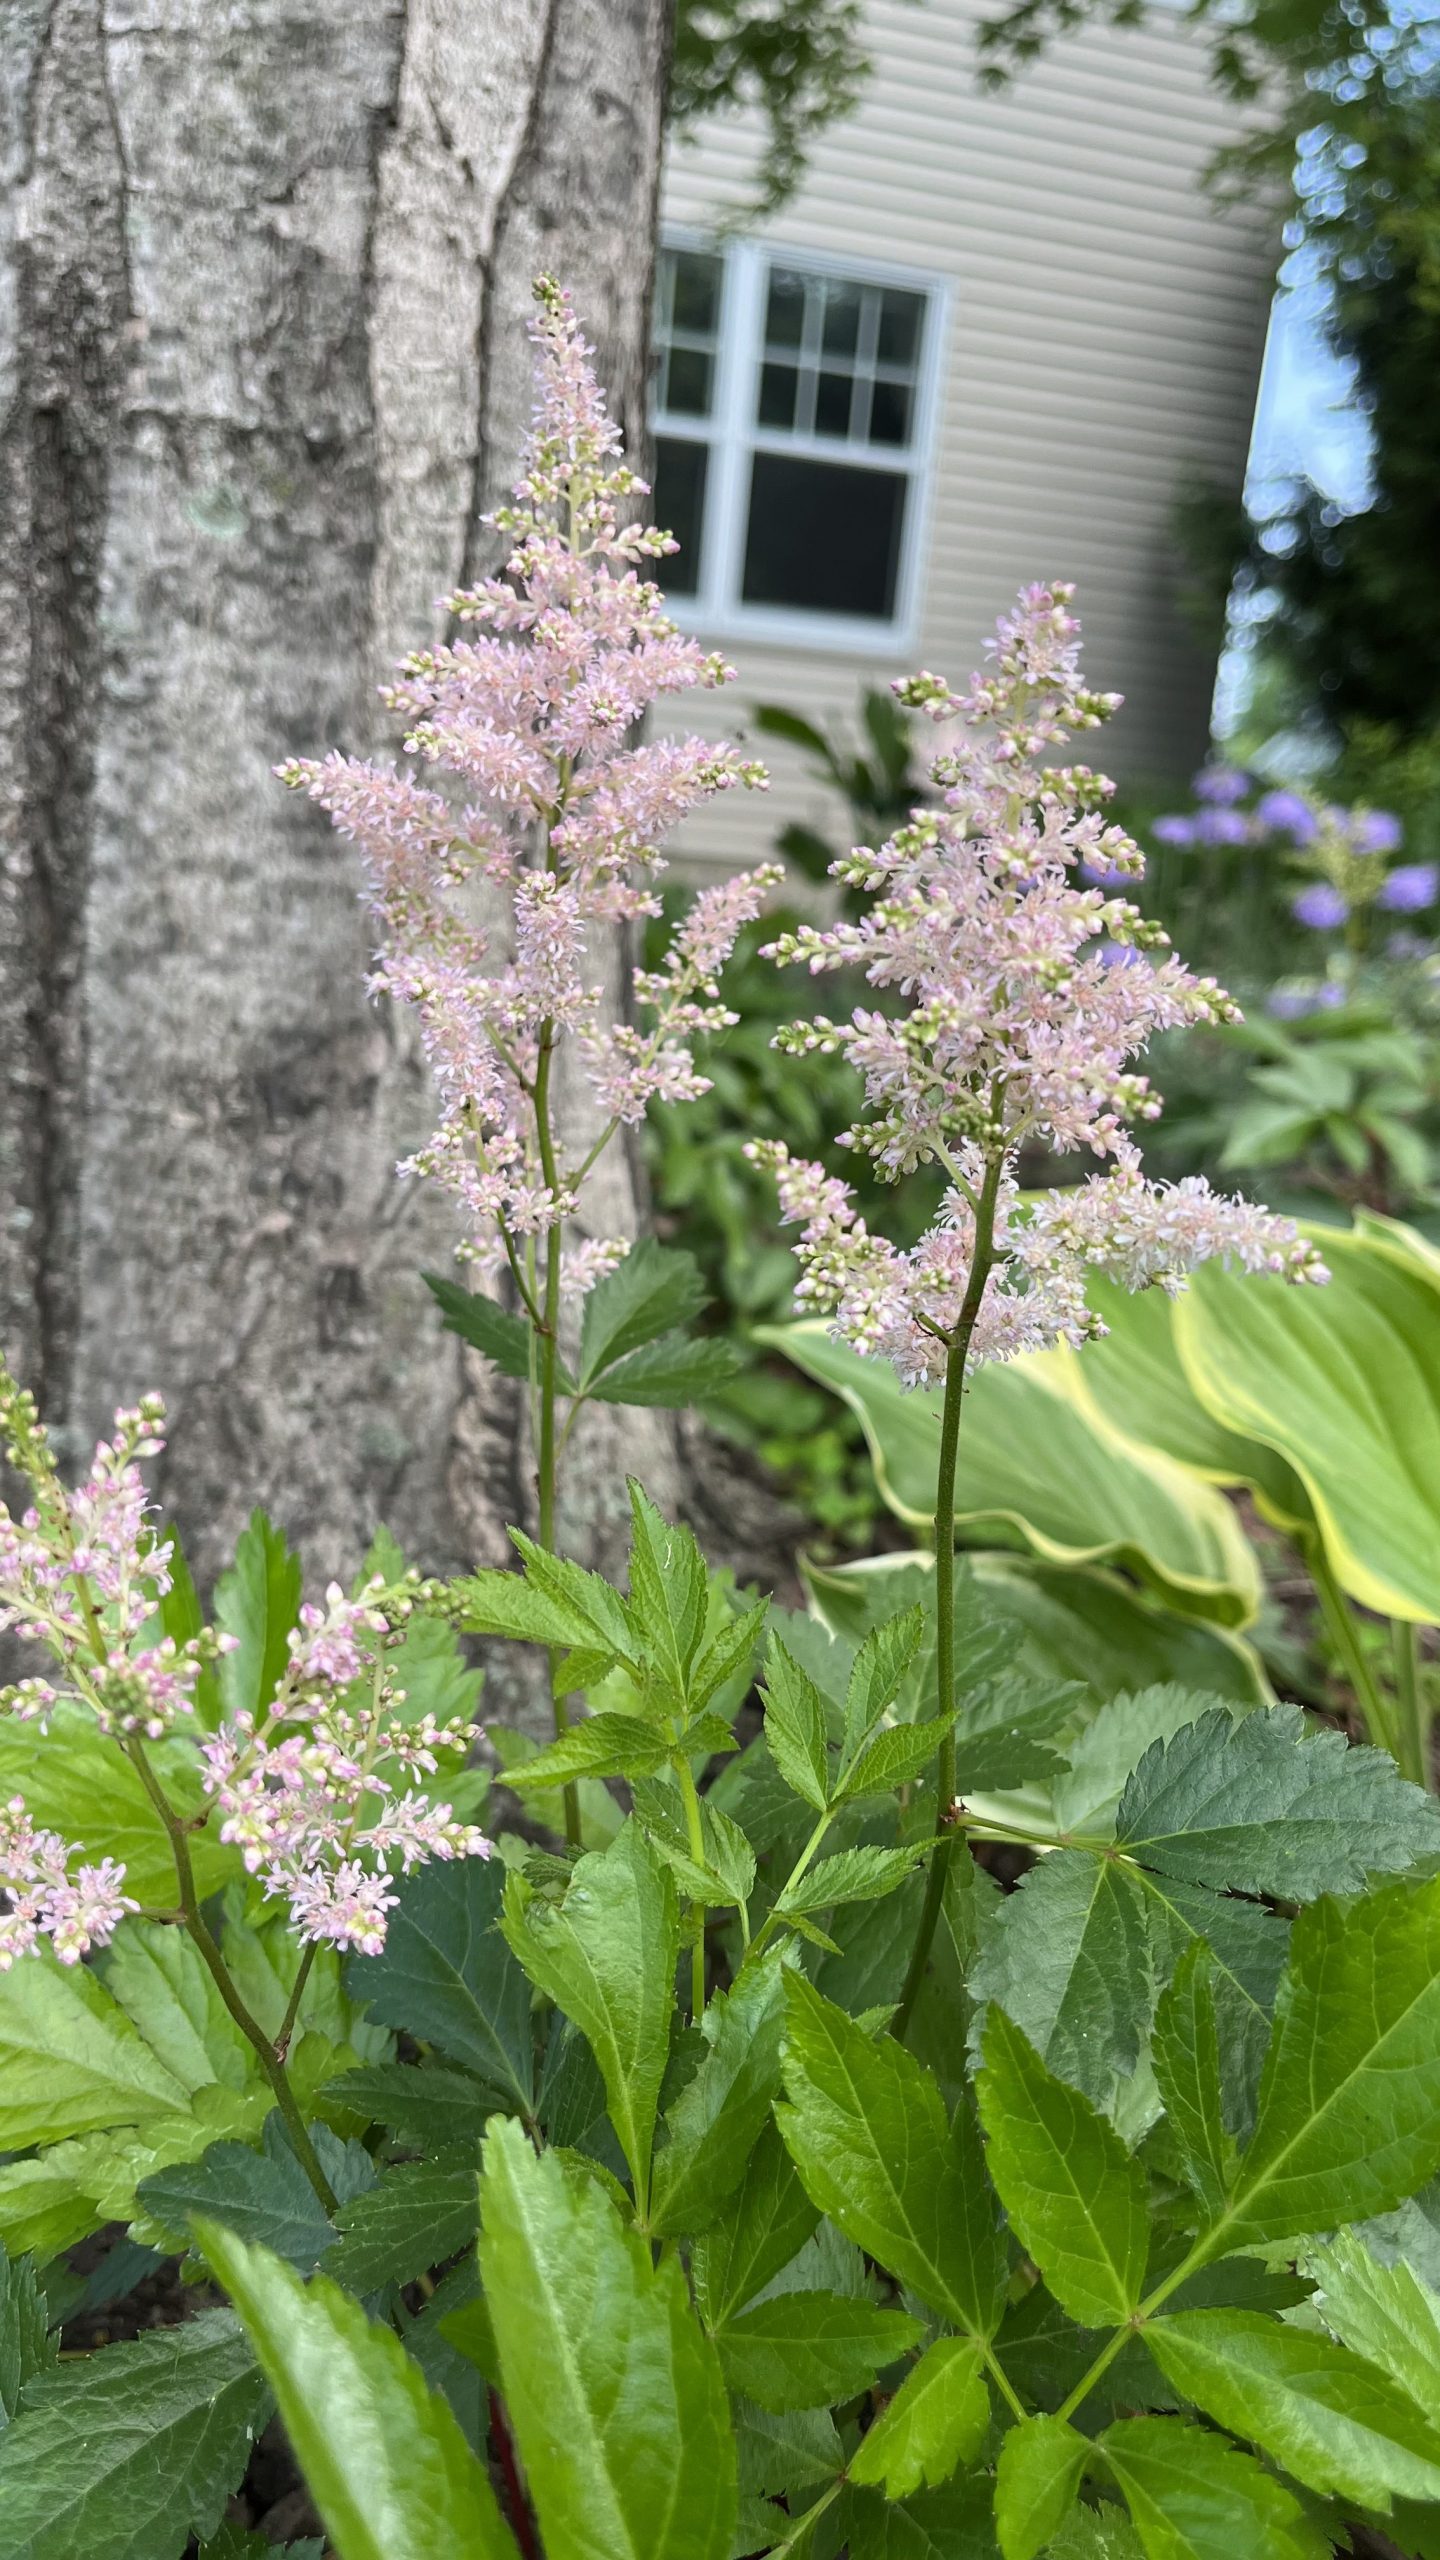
843,2476,999,2557
199,2224,514,2560
102,1922,258,2097
977,2010,1148,2327
776,1973,1004,2337
503,1712,672,1790
216,1510,304,1723
850,2338,989,2499
1151,1945,1229,2221
970,1851,1153,2110
346,1853,534,2112
0,1949,191,2149
1305,2229,1440,2419
317,2060,492,2153
137,2112,343,2271
481,2121,736,2560
326,2150,478,2295
716,2290,922,2415
578,1239,709,1385
587,1334,742,1407
0,2249,52,2431
423,1275,558,1386
761,1639,833,1810
0,2307,270,2560
0,1707,239,1907
690,2123,820,2330
994,2416,1089,2560
1147,2306,1440,2508
650,1955,787,2236
844,1608,928,1760
778,1846,928,1919
1099,2417,1328,2560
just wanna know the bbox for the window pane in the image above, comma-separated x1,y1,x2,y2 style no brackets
765,269,806,350
867,379,912,446
815,370,853,437
653,437,708,596
877,289,923,369
742,454,907,621
822,280,862,359
758,361,798,429
664,346,713,417
670,250,721,336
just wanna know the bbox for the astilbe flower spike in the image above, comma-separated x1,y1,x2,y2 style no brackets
278,276,776,1291
751,582,1328,1392
0,1363,487,1959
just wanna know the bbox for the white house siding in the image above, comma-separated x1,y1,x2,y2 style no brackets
653,0,1276,870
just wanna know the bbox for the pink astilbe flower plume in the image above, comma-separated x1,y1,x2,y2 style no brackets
751,582,1327,1389
279,277,776,1288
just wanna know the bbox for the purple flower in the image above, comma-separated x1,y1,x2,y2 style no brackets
1081,857,1135,889
1293,883,1350,930
1192,765,1250,806
1377,862,1437,913
1255,788,1318,844
1193,808,1252,848
1267,986,1317,1019
1151,815,1197,847
1354,810,1403,855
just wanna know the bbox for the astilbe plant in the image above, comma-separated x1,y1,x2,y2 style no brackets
751,582,1328,2021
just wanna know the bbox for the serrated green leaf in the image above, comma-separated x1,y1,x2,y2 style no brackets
762,1639,834,1810
736,2398,844,2500
1115,1706,1440,1898
0,2249,53,2431
0,1949,192,2149
318,2059,491,2151
216,1509,304,1723
951,1672,1081,1795
1224,1873,1440,2245
1099,2418,1326,2560
1152,1944,1229,2219
587,1333,743,1408
424,1274,569,1386
994,2416,1089,2560
504,1710,673,1789
1135,1872,1288,2143
481,2121,736,2560
502,1822,677,2207
625,1483,709,1689
688,1594,769,1718
717,2289,922,2415
691,2123,821,2330
650,1956,787,2237
1147,2305,1440,2508
1051,1688,1237,1840
1305,2228,1440,2418
326,2149,479,2294
199,2223,515,2559
102,1921,259,2097
978,2009,1148,2327
844,1608,927,1762
346,1854,533,2112
579,1238,710,1381
970,1851,1153,2109
1047,2509,1145,2560
839,1715,954,1805
776,1972,1004,2336
0,2307,270,2560
0,1706,239,1908
136,2111,345,2270
850,2337,988,2499
632,1781,757,1910
843,2476,1000,2557
779,1845,927,1918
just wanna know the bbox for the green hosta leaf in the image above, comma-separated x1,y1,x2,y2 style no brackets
1305,2228,1440,2415
502,1821,677,2206
977,2009,1148,2327
346,1854,533,2112
1146,2306,1440,2510
779,1845,928,1918
481,2121,737,2560
1057,1276,1294,1497
0,2249,53,2430
1151,1945,1229,2220
504,1711,672,1789
326,2150,479,2294
579,1238,710,1383
716,2290,922,2415
776,1972,1004,2336
993,2417,1089,2560
0,1949,191,2148
0,2307,270,2560
844,1607,927,1759
1115,1706,1440,1898
761,1638,833,1810
424,1274,563,1386
216,1508,304,1722
650,1956,787,2237
199,2223,515,2559
588,1334,742,1407
1225,1872,1440,2245
763,1321,1261,1626
318,2060,492,2152
849,2337,989,2499
843,2477,999,2557
690,2122,820,2330
1175,1229,1440,1621
1099,2418,1328,2560
969,1851,1153,2109
137,2112,346,2270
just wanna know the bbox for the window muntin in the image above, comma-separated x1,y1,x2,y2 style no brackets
651,240,939,647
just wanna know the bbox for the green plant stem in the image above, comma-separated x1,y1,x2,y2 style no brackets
275,1941,319,2058
892,1143,1004,2040
125,1741,339,2214
745,1805,834,1967
1308,1538,1398,1760
1394,1617,1431,1790
1054,2225,1218,2425
532,1019,581,1849
674,1755,710,2017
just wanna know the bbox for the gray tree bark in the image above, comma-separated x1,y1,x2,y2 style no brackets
0,0,685,1607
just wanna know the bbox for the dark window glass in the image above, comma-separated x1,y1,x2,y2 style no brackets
877,289,923,368
741,454,906,620
867,379,912,446
765,270,806,349
822,281,862,359
670,250,721,336
664,346,713,417
652,437,708,595
815,370,853,437
757,361,798,429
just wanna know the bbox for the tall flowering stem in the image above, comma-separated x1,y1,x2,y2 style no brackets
753,584,1328,2034
280,279,775,1844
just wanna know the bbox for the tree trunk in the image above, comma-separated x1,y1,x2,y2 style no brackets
0,0,679,1606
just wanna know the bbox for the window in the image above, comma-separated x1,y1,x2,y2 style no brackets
652,240,942,650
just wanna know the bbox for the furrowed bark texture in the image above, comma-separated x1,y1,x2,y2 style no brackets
1,0,678,1648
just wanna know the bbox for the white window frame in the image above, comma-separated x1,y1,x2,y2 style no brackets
653,229,949,659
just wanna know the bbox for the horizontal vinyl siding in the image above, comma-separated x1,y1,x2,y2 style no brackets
654,0,1275,872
